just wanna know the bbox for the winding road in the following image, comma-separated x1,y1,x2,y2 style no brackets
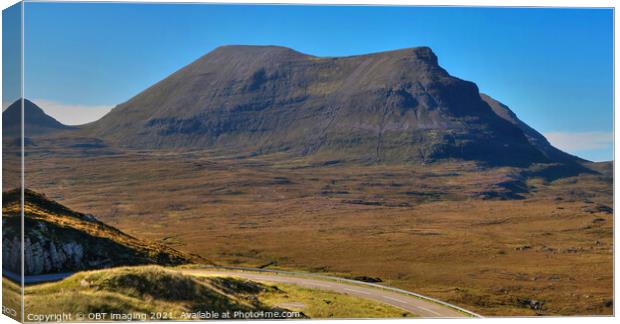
180,267,479,318
10,266,480,318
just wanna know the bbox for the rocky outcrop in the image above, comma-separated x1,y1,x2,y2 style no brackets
2,233,21,274
2,189,200,276
20,237,84,275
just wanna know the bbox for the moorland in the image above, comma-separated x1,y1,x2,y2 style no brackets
2,45,613,317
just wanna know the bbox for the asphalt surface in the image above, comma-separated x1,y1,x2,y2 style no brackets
8,266,478,318
4,270,74,284
180,268,471,318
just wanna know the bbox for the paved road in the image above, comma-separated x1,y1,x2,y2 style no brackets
180,268,474,318
3,270,74,284
7,266,479,318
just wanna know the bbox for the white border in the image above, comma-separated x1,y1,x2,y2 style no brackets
10,0,619,7
0,1,616,324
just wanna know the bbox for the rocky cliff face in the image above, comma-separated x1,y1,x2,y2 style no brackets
2,235,21,275
24,239,85,275
3,217,119,275
2,226,86,275
2,189,199,276
81,45,561,167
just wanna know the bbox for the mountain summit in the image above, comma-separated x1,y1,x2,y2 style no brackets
84,45,567,166
3,99,72,137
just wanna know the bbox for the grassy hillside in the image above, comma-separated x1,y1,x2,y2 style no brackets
2,275,21,321
21,266,412,320
2,189,202,275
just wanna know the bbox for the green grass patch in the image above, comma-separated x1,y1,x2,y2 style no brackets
259,283,415,319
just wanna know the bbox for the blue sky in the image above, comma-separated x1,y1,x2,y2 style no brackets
11,3,614,161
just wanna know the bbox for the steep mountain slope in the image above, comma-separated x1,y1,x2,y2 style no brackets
2,99,72,137
83,45,553,167
2,189,200,276
480,94,587,164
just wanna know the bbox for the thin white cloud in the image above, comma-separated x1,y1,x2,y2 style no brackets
544,131,613,152
30,99,113,126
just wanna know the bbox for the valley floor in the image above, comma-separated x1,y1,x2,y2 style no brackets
10,146,613,316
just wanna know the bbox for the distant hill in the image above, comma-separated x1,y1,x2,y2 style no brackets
81,45,568,167
2,99,73,137
2,189,201,276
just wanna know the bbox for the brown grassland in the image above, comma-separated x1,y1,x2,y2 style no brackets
11,142,613,316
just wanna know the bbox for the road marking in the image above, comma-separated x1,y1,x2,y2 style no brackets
344,288,371,295
418,306,442,316
385,296,408,304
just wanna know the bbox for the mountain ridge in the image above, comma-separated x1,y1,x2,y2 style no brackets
480,94,588,164
4,46,591,168
77,45,563,167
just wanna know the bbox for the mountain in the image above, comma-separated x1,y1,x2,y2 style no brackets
480,94,587,164
2,189,200,276
82,45,570,167
2,99,72,137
